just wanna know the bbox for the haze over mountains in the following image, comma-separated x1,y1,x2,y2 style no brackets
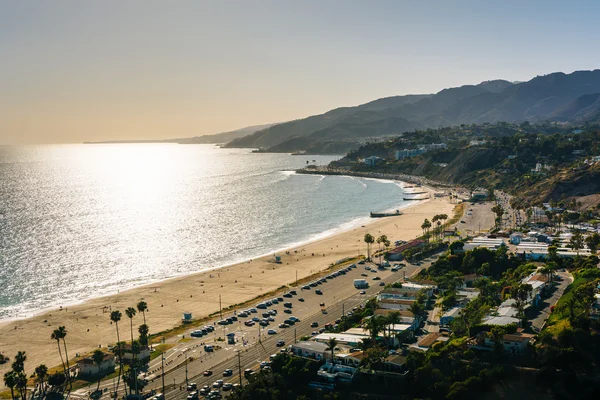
224,70,600,153
85,123,275,145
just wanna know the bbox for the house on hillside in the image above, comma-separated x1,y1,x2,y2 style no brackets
468,331,535,355
364,156,383,166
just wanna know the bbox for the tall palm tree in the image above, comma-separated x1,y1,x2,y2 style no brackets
136,301,148,326
11,351,26,373
3,370,17,400
386,311,401,341
125,307,138,395
325,337,338,365
15,371,27,400
56,326,71,388
110,310,125,396
92,350,105,393
51,329,66,376
364,233,374,261
34,364,48,398
138,324,149,347
366,316,384,340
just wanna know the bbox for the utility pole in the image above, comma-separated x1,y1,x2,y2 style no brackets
258,324,261,343
295,270,298,287
237,350,243,387
342,303,345,318
294,328,297,343
161,352,165,396
219,294,223,321
185,350,189,388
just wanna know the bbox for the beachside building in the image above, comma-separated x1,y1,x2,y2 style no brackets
313,332,366,347
291,341,331,360
120,345,151,363
387,239,426,261
77,353,115,377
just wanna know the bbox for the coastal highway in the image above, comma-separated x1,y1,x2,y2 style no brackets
80,256,430,400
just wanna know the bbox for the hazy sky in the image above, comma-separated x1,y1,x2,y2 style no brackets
1,1,600,145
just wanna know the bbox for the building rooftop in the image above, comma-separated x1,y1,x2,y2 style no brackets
291,341,330,352
417,333,442,348
314,333,366,344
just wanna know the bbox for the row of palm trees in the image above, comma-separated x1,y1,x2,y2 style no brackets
109,301,149,397
421,214,449,242
3,326,72,400
363,233,391,262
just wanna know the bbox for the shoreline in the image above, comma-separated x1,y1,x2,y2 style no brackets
0,185,456,382
0,180,415,324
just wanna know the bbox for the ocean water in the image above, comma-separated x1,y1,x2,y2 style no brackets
0,144,409,320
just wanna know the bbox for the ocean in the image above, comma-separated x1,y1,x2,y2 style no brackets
0,144,410,320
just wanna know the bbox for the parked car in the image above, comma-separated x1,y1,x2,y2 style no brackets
298,298,305,302
315,289,323,295
283,309,292,314
311,321,319,327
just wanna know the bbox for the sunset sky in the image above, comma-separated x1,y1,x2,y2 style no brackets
2,0,599,145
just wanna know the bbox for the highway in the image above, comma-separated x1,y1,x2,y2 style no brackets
76,257,425,400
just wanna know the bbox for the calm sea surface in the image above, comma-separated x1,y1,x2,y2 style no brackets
0,144,409,319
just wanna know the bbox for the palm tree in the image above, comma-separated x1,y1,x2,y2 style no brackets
34,364,48,398
51,329,66,376
92,350,105,392
4,370,17,400
110,310,125,395
56,326,71,388
366,316,384,340
386,311,401,341
125,307,137,351
11,351,26,373
364,233,375,261
136,301,148,326
138,324,149,347
325,337,338,365
15,371,27,400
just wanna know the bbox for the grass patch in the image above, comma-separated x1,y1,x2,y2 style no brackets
543,275,589,336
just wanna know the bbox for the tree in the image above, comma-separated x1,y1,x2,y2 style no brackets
325,338,338,365
136,301,148,326
125,307,138,395
364,233,375,261
422,219,432,241
491,204,505,229
51,326,71,389
11,351,26,373
4,370,17,400
585,232,600,253
490,327,505,356
366,315,385,340
570,230,584,255
386,311,401,341
511,284,533,325
110,310,125,396
51,328,66,379
138,324,149,347
92,350,105,392
14,371,27,400
33,364,48,398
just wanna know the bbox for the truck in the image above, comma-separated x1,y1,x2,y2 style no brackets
353,279,369,289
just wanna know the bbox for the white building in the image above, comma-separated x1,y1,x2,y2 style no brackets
77,353,115,377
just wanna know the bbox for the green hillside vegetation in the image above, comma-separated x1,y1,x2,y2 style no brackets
332,123,600,207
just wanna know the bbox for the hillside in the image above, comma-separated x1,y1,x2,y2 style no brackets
225,70,600,153
329,123,600,207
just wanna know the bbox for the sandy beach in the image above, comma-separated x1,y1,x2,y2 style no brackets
0,193,456,381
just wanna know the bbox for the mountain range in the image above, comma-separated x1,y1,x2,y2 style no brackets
224,70,600,153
